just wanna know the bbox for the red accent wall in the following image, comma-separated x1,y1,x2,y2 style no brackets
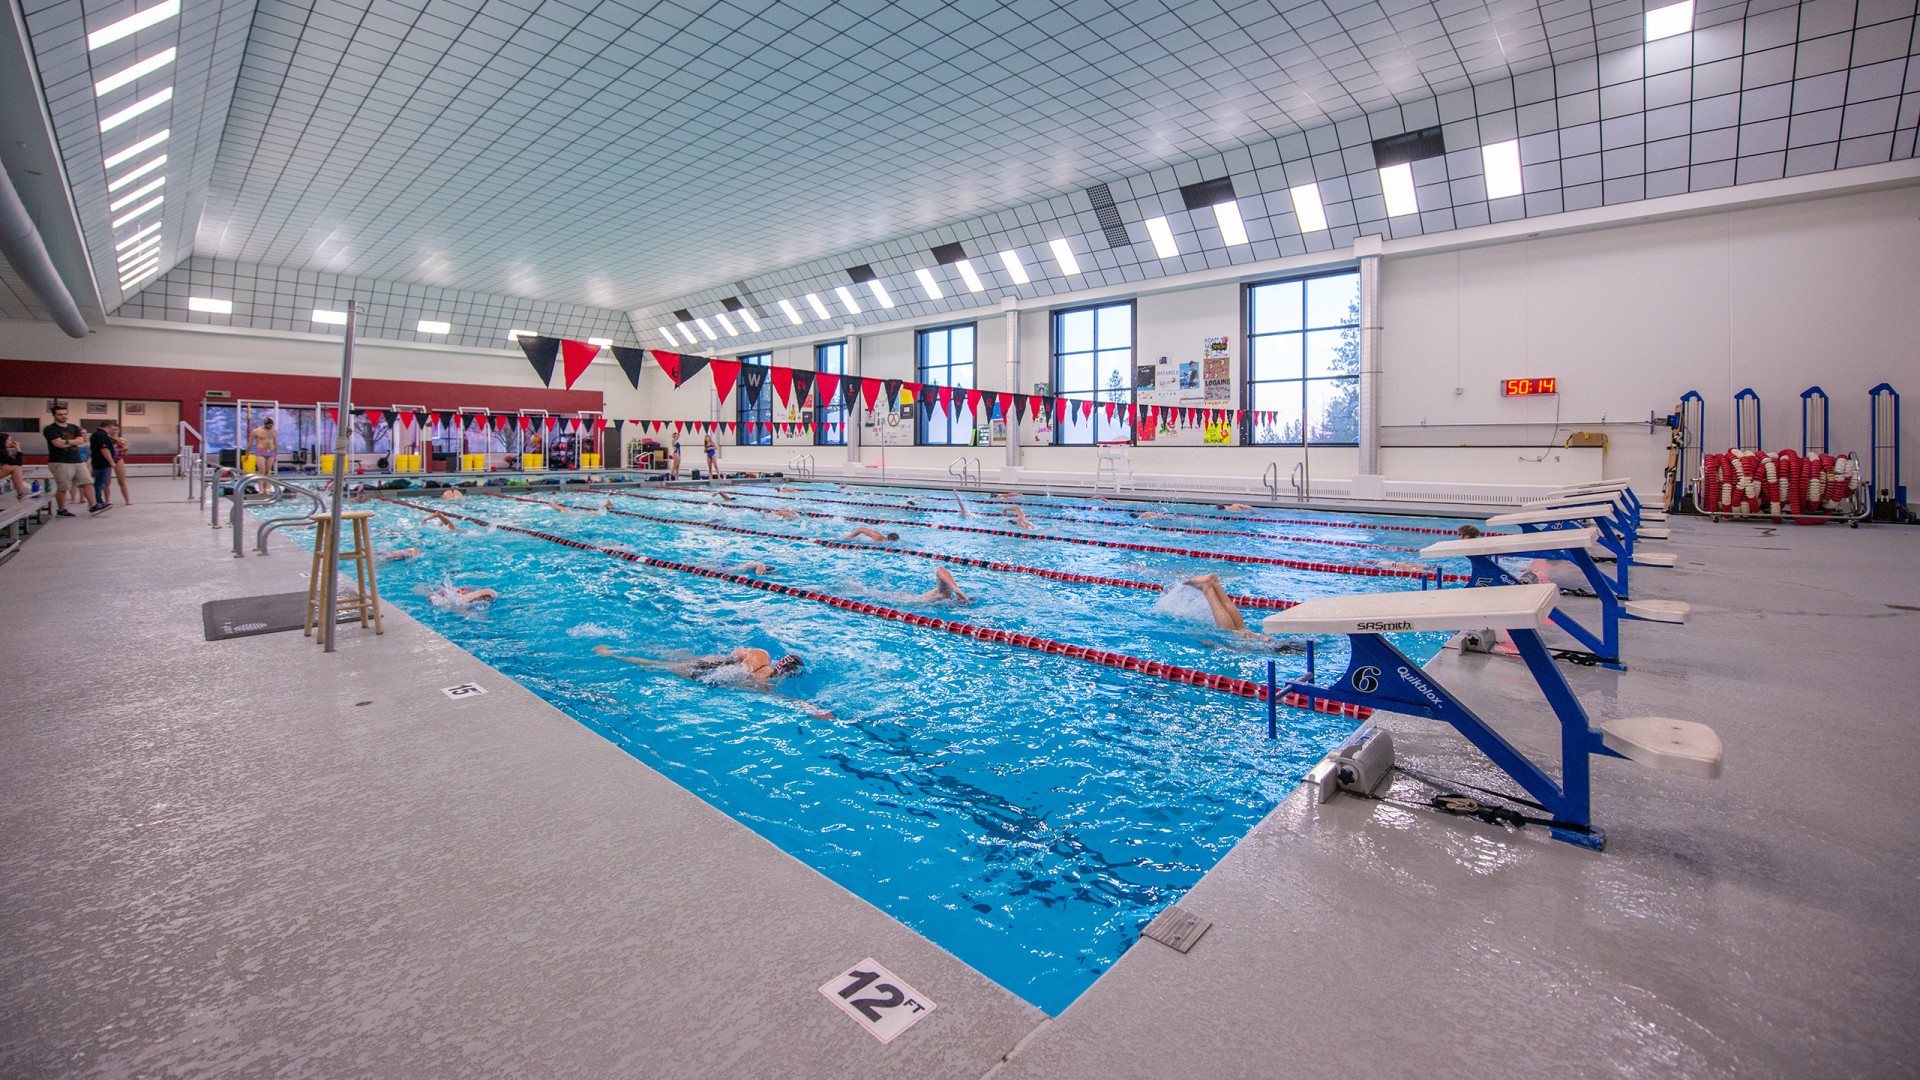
2,358,602,462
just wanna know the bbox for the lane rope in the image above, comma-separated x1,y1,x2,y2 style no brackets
596,487,1469,583
386,497,1369,717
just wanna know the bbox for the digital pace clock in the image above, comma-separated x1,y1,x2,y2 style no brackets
1502,377,1557,396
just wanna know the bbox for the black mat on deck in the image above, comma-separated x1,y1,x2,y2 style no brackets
201,591,359,640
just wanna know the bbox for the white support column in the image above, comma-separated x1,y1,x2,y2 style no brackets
844,326,861,470
1353,233,1384,496
1002,296,1021,469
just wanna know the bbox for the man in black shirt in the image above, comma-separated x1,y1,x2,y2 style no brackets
41,405,87,517
88,421,118,514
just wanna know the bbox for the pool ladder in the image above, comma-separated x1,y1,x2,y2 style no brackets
948,455,982,486
1262,460,1309,501
787,453,816,479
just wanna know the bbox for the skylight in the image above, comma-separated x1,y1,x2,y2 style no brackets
998,250,1029,284
1144,216,1178,258
1212,200,1249,246
1379,163,1419,217
587,337,612,347
119,262,159,287
1481,140,1524,199
94,48,176,96
1290,184,1329,232
1048,238,1081,276
914,268,944,300
187,296,232,314
1645,0,1693,41
98,86,172,132
117,237,159,263
115,221,163,248
834,286,861,314
87,0,180,51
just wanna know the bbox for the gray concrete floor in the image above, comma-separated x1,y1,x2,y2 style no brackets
3,478,1916,1079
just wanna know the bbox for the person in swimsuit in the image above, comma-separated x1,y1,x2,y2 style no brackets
916,567,969,605
703,433,718,476
770,508,801,521
668,432,682,479
248,417,279,486
1218,503,1253,511
380,547,421,562
593,644,829,718
429,584,496,609
109,426,132,505
423,511,460,531
1004,506,1036,530
1168,573,1303,652
843,527,898,542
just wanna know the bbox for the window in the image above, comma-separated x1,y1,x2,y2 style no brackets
1051,302,1134,445
915,323,974,446
815,341,846,446
1246,270,1360,445
736,352,772,445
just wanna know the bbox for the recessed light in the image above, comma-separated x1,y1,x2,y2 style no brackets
506,328,533,341
914,268,944,300
1290,184,1329,232
107,154,166,191
88,0,180,51
867,280,894,308
1213,200,1249,246
677,321,697,341
104,129,168,169
417,319,451,334
777,300,802,326
119,255,159,279
834,286,862,314
107,175,163,212
98,86,172,133
115,221,163,249
587,337,612,347
94,47,176,97
713,312,738,335
313,310,349,325
955,259,985,293
1379,163,1418,217
737,309,761,332
119,262,159,287
188,296,232,314
116,236,159,263
998,250,1029,284
110,194,162,228
1144,216,1179,258
805,293,831,319
1048,238,1081,276
1481,140,1524,199
692,317,717,341
1645,0,1692,41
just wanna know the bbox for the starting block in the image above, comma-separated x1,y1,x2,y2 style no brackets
1263,583,1722,850
1539,478,1667,528
1419,527,1691,669
1482,504,1671,597
1526,488,1671,538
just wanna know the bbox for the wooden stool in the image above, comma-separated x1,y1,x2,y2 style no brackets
305,510,383,639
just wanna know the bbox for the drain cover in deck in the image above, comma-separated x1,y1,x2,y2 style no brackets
1141,904,1212,953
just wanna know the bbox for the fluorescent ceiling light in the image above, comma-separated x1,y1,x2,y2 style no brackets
115,222,163,250
1379,163,1418,217
94,47,176,96
955,259,984,293
506,328,533,340
1290,184,1329,232
1144,216,1179,258
1645,0,1693,41
119,254,159,277
914,268,944,300
187,296,232,314
107,154,166,191
676,321,696,341
119,262,159,286
777,299,802,326
998,250,1029,284
417,319,451,334
1048,238,1081,276
713,312,738,335
104,129,168,169
99,86,172,133
736,308,761,332
1212,200,1249,246
867,280,894,308
805,293,831,319
834,285,862,314
108,175,163,212
313,310,348,325
88,0,180,50
1481,140,1524,199
587,337,612,347
116,236,159,263
111,194,162,228
692,317,717,341
657,325,681,345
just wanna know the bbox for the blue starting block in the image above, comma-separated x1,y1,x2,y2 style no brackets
1418,528,1690,670
1524,487,1673,542
1263,583,1721,850
1534,479,1668,532
1482,505,1674,598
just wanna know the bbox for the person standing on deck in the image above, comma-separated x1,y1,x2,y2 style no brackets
249,417,279,487
41,404,87,517
87,422,118,513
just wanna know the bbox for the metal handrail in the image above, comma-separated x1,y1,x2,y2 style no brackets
1262,461,1278,497
787,453,816,479
1291,460,1307,500
947,455,980,485
253,478,329,555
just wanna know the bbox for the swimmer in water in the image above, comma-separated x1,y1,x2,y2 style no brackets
1134,510,1168,520
843,527,898,542
594,643,832,718
423,511,459,531
1457,524,1483,538
380,546,420,562
1219,503,1253,512
441,488,464,500
770,508,802,521
727,561,773,576
916,567,969,605
1004,506,1036,530
430,584,497,609
1168,574,1304,652
991,492,1022,501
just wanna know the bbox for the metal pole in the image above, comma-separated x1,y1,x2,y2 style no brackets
1266,659,1277,739
1356,242,1382,477
321,301,357,653
1003,296,1021,470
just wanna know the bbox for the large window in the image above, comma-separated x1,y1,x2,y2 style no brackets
815,341,846,446
1052,302,1134,445
736,352,772,445
1246,270,1360,445
915,324,974,446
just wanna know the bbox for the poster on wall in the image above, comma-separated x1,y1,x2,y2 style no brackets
1202,355,1232,406
1202,336,1229,360
1204,418,1234,445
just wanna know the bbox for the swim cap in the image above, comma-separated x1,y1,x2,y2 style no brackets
772,654,803,676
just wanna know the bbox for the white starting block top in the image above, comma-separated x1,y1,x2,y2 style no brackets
1484,504,1616,528
1263,582,1558,635
1419,527,1599,561
1525,490,1630,512
1552,479,1633,496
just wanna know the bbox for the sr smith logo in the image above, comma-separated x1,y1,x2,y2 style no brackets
1356,620,1414,631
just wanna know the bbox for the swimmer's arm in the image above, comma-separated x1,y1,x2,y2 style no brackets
592,644,677,669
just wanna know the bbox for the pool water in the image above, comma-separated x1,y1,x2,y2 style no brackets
328,482,1472,1014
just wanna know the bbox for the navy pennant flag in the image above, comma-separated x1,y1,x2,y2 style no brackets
611,346,648,389
517,335,560,384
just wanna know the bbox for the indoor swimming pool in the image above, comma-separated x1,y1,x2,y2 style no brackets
327,482,1476,1013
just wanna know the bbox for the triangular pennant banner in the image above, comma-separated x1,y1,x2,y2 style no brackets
883,379,904,406
791,369,815,407
740,365,768,409
997,392,1013,420
814,371,838,408
770,366,793,408
965,388,982,418
518,415,531,431
560,339,599,390
1013,396,1028,422
937,385,952,415
653,351,685,386
611,346,648,389
710,359,742,401
1104,400,1116,421
860,378,883,412
679,356,709,387
518,335,560,384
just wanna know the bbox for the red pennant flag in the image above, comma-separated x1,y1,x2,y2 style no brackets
937,385,952,414
1029,395,1043,419
327,407,338,425
998,392,1014,420
770,366,793,407
815,372,840,408
1055,397,1067,424
709,359,742,401
965,388,982,417
559,339,599,390
518,415,531,431
596,417,607,431
652,351,683,386
495,415,510,432
860,378,883,412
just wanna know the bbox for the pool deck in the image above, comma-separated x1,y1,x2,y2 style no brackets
3,478,1917,1079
